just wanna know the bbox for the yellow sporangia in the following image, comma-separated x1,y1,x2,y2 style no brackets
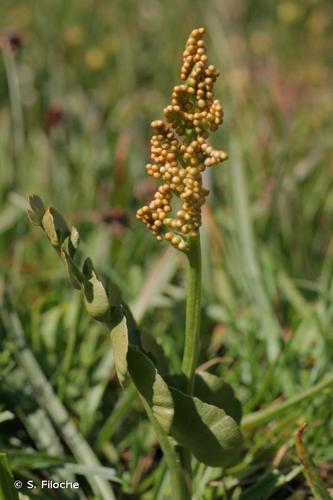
137,27,228,252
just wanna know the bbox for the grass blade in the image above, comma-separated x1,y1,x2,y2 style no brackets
295,424,331,500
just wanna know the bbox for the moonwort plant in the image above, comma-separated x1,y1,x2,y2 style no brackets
27,28,243,499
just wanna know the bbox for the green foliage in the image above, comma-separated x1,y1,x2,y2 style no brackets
170,388,242,467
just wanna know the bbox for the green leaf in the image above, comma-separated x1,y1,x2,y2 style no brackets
82,258,111,322
194,371,242,424
127,346,174,434
110,314,128,386
0,453,19,500
170,387,243,466
167,372,242,424
41,206,70,248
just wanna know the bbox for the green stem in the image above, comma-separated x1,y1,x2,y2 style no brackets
141,399,188,500
182,235,202,394
180,234,202,494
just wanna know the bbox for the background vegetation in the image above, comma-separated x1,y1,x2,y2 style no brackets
0,0,333,498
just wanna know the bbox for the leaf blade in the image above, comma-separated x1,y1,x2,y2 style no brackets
170,387,243,466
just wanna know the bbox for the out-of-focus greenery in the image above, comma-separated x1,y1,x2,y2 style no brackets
0,0,333,498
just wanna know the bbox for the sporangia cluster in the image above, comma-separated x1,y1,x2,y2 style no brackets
137,27,228,252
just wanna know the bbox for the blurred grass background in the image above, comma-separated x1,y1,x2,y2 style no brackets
0,0,333,498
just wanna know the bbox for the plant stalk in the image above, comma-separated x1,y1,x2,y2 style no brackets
179,234,202,495
182,234,202,394
141,239,201,499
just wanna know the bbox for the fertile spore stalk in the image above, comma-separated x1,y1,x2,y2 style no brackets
137,27,228,391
